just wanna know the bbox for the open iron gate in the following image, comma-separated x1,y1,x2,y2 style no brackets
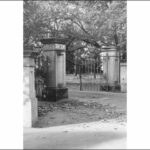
66,55,121,92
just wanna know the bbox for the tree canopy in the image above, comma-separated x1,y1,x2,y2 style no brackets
24,0,126,75
24,0,126,51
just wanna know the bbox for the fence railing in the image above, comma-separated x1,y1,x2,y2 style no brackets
66,56,122,92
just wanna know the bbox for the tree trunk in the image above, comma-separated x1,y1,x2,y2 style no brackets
79,66,82,91
114,32,120,84
93,58,96,79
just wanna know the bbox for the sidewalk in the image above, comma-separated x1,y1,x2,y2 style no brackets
24,121,126,149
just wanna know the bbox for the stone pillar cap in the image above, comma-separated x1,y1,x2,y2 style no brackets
102,46,116,50
40,38,67,45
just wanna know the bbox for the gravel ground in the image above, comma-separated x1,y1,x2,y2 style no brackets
34,90,126,128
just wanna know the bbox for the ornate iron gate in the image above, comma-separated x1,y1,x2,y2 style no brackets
66,52,125,92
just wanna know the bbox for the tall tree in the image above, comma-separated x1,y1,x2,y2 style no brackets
24,0,126,60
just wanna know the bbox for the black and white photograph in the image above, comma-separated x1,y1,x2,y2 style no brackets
1,0,150,149
23,1,127,149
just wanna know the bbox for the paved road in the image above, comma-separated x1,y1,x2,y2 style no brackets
24,121,126,149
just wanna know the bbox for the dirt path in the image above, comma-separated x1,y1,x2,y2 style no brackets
35,90,126,128
69,90,126,111
24,90,126,149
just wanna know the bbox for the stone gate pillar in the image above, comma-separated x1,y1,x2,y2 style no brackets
40,38,68,101
102,46,120,90
23,50,38,127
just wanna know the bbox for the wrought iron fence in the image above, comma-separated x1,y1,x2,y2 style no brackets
66,53,125,92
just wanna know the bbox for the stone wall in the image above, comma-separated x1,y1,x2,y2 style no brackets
120,62,127,92
23,53,38,127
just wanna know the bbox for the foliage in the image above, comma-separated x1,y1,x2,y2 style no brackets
24,0,127,73
24,0,126,47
